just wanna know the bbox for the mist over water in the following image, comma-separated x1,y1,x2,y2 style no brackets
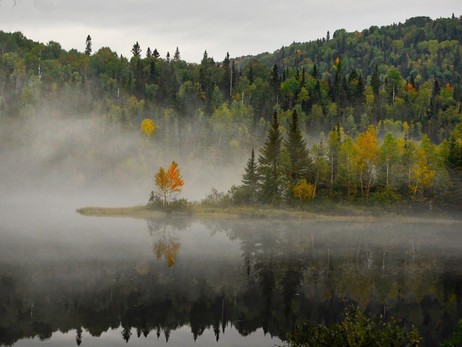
0,106,246,209
1,203,461,346
1,109,462,346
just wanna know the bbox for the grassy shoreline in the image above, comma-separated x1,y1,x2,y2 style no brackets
76,204,461,224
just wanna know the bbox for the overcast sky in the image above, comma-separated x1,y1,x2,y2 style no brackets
0,0,461,63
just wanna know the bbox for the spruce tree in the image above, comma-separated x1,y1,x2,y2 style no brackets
258,111,283,204
174,47,180,61
222,52,232,99
284,109,311,186
271,64,280,104
84,35,92,55
131,41,141,58
241,148,259,203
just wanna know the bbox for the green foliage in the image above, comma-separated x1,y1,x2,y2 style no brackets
233,121,454,207
1,19,462,210
258,111,284,204
369,188,402,205
147,193,190,213
286,306,421,347
201,188,233,207
283,109,312,186
441,319,462,347
239,149,259,204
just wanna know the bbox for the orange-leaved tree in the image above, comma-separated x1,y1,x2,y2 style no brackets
154,161,184,206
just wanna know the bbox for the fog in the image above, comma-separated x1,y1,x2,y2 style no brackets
1,204,461,345
0,105,246,210
1,104,462,346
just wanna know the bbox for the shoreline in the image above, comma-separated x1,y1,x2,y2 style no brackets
76,205,462,224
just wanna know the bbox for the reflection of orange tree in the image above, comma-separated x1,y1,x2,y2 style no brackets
153,236,180,268
147,219,184,267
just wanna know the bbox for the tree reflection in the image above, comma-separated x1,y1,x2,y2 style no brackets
0,220,461,345
75,327,82,345
147,218,185,267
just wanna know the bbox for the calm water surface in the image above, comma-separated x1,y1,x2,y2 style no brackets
1,196,461,346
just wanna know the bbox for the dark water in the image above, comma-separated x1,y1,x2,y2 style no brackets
1,197,462,346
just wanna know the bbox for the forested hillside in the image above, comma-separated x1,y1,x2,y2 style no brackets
1,16,462,141
1,15,461,206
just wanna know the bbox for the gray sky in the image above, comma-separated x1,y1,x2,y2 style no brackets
0,0,461,62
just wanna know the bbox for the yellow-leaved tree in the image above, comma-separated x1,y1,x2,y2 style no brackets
292,179,315,201
141,118,157,137
353,125,380,199
409,137,436,198
154,161,184,206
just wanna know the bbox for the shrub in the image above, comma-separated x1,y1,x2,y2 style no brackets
286,306,421,347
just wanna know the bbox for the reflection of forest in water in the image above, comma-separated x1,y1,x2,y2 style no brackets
1,218,461,346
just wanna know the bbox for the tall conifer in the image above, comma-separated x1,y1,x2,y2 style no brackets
284,109,311,185
258,111,283,204
241,148,259,203
84,35,92,55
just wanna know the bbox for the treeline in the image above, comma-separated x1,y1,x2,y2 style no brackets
231,110,462,207
1,15,462,161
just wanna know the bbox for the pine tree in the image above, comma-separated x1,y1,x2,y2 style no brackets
241,148,259,203
258,111,283,204
284,109,311,186
146,47,152,58
84,35,92,55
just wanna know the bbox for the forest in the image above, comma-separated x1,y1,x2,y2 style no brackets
1,15,462,208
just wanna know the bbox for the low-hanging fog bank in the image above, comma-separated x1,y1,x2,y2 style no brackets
0,107,245,208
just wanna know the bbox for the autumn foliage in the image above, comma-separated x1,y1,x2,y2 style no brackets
141,118,156,137
233,113,461,207
293,179,315,201
153,161,184,206
153,236,181,267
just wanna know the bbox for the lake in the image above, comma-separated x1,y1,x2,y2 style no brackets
1,195,461,346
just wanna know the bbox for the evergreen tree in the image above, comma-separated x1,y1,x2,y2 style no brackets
131,41,141,58
311,64,318,79
222,52,232,99
258,111,283,204
174,47,180,61
240,148,259,203
284,109,311,186
448,126,462,169
371,65,380,97
149,60,156,83
153,48,160,59
271,64,280,103
84,35,92,55
146,47,152,58
231,60,238,92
